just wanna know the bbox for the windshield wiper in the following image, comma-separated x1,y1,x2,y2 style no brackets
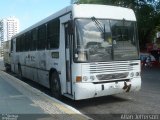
91,17,105,33
91,17,106,40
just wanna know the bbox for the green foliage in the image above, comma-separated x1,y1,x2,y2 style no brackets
79,0,105,4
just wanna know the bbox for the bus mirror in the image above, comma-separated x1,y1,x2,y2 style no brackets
68,20,74,34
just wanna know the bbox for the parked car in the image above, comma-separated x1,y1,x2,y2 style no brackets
140,53,158,67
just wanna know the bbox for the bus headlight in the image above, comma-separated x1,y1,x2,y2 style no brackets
130,72,134,77
83,76,88,81
135,72,140,76
90,76,95,81
129,72,140,78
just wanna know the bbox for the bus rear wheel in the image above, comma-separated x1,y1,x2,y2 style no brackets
18,64,22,79
50,72,62,99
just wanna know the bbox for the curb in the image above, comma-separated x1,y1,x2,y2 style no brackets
0,71,92,120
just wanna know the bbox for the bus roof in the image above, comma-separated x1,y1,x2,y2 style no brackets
72,4,136,21
12,4,136,39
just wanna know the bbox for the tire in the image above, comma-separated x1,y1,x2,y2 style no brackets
18,64,22,79
50,72,62,99
5,64,11,72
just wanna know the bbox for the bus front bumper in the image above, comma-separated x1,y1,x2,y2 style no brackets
74,78,141,100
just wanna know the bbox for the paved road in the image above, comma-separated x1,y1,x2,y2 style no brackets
1,57,160,120
62,68,160,120
13,67,160,120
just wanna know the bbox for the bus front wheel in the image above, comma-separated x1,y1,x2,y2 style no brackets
50,72,62,99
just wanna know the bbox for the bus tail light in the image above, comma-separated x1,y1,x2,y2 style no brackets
76,76,82,82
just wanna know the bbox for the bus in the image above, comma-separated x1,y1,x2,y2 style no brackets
10,4,141,100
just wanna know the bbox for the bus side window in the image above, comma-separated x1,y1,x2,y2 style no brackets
38,25,46,50
25,32,31,51
23,34,26,51
16,37,20,52
11,39,13,52
47,19,60,49
28,31,32,51
21,35,25,52
31,29,37,51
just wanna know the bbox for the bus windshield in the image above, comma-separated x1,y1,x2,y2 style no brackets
74,19,139,62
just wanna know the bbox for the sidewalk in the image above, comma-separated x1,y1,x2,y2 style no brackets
0,58,91,120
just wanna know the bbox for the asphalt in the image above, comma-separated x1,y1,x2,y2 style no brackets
0,57,91,120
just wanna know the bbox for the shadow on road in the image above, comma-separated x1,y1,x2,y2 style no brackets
62,95,129,109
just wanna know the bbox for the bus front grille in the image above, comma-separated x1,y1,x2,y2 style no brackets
96,72,129,80
81,61,139,74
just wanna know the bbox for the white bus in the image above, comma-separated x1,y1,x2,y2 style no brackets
10,4,141,100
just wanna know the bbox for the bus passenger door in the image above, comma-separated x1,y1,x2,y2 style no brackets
64,23,73,95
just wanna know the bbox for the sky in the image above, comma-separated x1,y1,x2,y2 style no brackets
0,0,70,31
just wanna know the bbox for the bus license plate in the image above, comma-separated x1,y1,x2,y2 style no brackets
114,84,120,88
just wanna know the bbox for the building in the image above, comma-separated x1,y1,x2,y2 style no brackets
0,16,19,47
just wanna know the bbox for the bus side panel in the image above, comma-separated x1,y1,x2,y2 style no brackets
32,68,38,82
36,51,49,88
22,66,32,80
37,69,49,88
